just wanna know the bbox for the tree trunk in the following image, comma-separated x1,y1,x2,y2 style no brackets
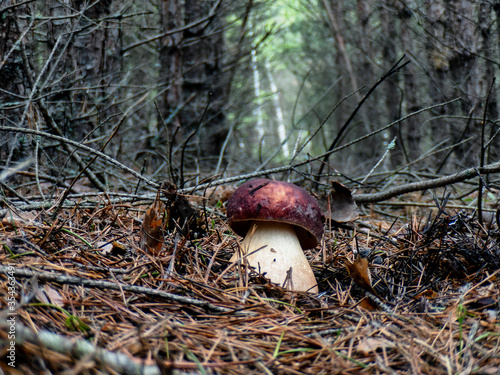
71,0,121,145
182,0,228,165
425,0,497,169
158,0,228,170
159,0,183,146
0,1,30,163
397,1,422,167
477,2,499,167
382,1,405,168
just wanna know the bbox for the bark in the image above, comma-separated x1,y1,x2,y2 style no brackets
42,1,120,142
381,1,405,167
158,0,228,168
424,0,497,169
0,1,121,189
397,1,421,166
159,0,183,140
0,1,31,163
477,2,499,166
329,0,348,137
322,0,361,103
321,0,368,167
182,0,228,163
71,0,121,143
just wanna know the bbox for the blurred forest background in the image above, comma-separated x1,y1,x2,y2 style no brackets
0,0,499,193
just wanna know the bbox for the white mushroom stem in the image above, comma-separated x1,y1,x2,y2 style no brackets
232,221,318,293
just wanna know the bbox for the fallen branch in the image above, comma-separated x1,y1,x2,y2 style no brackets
5,323,162,375
0,265,233,314
7,160,500,211
0,322,200,375
354,161,500,204
6,159,500,215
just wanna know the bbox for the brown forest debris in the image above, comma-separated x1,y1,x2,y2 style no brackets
1,184,499,375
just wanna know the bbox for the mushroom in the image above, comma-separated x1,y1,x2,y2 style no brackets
226,179,324,292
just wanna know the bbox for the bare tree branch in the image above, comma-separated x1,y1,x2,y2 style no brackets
0,126,158,188
0,322,199,375
354,161,500,204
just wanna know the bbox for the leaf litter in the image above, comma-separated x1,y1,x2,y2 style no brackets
0,183,499,375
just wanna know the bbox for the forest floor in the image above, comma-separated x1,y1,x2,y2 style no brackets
0,180,499,374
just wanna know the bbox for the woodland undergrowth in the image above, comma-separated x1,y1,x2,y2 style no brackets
1,172,499,374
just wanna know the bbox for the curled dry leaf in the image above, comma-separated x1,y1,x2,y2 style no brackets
205,185,235,206
140,190,167,254
357,337,395,355
97,241,127,256
36,285,64,307
358,298,379,311
97,241,114,254
111,240,127,256
319,181,358,223
345,254,378,298
1,209,38,228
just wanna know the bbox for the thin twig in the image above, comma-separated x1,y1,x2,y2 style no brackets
0,127,157,188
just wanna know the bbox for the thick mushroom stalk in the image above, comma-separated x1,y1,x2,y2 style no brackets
237,221,318,293
227,179,324,293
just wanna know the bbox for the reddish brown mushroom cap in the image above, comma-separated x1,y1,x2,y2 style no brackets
227,179,324,249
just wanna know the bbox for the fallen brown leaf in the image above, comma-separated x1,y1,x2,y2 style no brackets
357,337,395,355
320,181,358,223
345,254,378,298
140,190,167,254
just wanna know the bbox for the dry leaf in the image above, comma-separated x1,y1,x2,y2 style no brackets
415,289,438,299
0,209,38,228
111,240,127,255
320,181,358,222
345,254,378,297
96,241,113,254
140,190,167,253
205,185,235,206
44,285,64,306
36,285,64,307
139,182,202,253
357,337,395,355
98,241,126,256
359,298,379,311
